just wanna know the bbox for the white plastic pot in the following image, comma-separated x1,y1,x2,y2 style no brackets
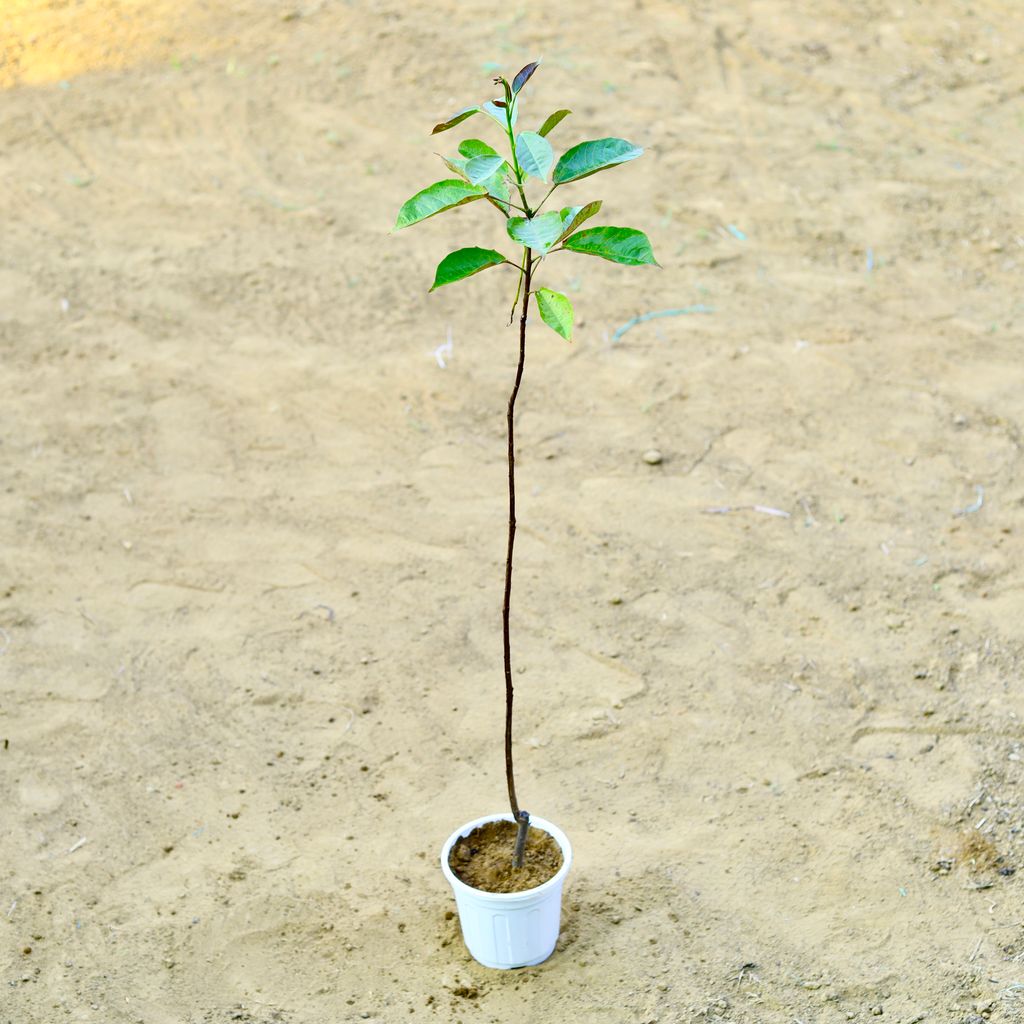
440,812,573,970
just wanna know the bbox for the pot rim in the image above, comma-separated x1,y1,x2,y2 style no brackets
440,812,572,901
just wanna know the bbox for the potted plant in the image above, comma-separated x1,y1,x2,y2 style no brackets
395,60,657,969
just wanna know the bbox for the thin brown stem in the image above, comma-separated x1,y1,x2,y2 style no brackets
507,249,528,325
512,811,530,869
532,184,558,214
499,197,529,215
503,247,533,821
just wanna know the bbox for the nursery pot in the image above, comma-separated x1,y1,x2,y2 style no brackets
441,812,572,970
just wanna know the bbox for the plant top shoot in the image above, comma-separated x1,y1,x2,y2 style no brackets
395,60,657,867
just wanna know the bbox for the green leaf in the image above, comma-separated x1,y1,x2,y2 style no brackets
506,211,564,254
440,155,469,180
395,179,489,230
535,287,573,340
465,154,506,184
512,60,540,94
562,226,658,266
558,200,602,240
482,98,517,128
538,109,571,137
458,139,500,160
515,131,554,183
430,247,508,291
481,170,511,213
552,138,643,185
458,141,511,204
431,107,479,135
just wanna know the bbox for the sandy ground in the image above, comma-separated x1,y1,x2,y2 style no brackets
2,2,1024,1022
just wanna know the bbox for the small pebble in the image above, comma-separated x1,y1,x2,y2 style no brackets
642,449,663,465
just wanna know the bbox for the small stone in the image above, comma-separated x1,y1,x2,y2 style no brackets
610,915,622,924
871,1005,883,1015
971,51,990,64
642,449,663,465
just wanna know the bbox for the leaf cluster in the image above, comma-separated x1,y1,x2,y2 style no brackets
395,60,657,342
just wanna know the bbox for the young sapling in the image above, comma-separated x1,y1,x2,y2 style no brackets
395,60,657,881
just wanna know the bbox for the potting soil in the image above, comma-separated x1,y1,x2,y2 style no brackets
449,820,563,893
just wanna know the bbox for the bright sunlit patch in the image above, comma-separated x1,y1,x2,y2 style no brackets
1,0,221,88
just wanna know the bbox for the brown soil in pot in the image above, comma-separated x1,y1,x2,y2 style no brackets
449,821,564,894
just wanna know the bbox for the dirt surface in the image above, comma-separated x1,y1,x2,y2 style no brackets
449,821,563,894
2,2,1023,1022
